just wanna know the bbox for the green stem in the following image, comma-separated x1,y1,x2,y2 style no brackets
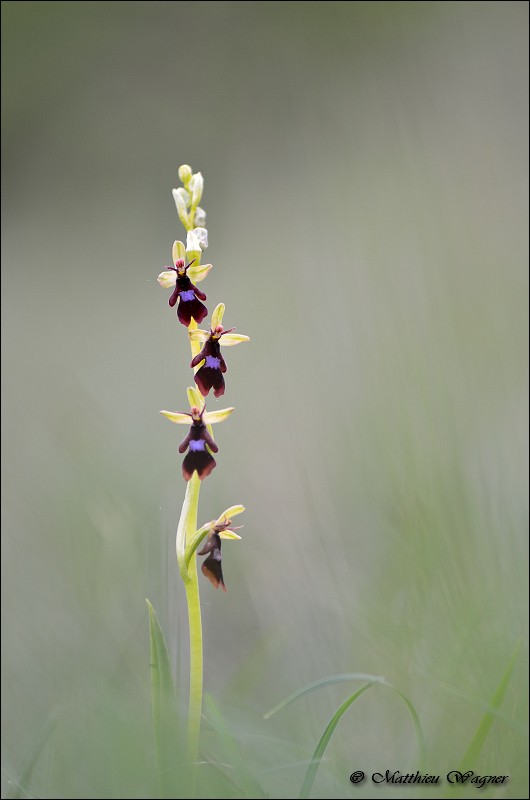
176,472,203,764
184,547,203,764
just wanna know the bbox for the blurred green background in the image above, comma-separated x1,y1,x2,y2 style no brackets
2,1,528,797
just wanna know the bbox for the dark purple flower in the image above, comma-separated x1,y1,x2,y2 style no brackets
198,518,243,591
161,400,234,481
198,531,225,591
178,405,218,481
190,329,228,397
190,320,249,398
166,259,208,326
158,241,212,326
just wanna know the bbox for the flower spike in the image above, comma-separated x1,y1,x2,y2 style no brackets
154,164,249,767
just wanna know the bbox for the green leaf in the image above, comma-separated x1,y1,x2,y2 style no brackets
263,672,385,719
457,641,520,773
300,683,373,798
146,600,179,790
185,521,213,571
264,672,425,798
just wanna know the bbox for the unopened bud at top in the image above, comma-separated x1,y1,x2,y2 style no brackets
190,172,204,207
173,187,191,227
178,164,193,185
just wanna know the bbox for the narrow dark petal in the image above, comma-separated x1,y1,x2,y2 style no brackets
201,554,226,591
168,286,180,308
192,285,207,302
197,531,221,556
178,432,191,454
177,298,208,327
190,350,205,369
197,537,215,556
202,428,219,454
182,449,216,481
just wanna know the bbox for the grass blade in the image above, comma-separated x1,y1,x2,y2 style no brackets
146,599,179,793
299,682,373,798
457,641,520,772
388,685,426,766
265,672,425,797
263,672,386,719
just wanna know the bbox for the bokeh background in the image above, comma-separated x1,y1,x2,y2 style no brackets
2,2,528,797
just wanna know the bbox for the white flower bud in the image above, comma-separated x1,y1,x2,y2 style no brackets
193,226,208,250
194,207,206,227
190,172,204,207
172,187,190,227
186,229,201,254
178,164,193,185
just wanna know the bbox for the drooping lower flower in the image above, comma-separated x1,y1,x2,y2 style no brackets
157,240,212,326
189,303,249,397
160,389,234,481
197,508,244,591
197,530,224,589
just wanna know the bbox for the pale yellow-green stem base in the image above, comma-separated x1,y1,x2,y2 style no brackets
176,472,202,764
184,554,203,764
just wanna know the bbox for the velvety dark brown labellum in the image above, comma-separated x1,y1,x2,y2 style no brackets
179,420,218,481
191,338,227,398
169,275,208,326
198,532,226,591
182,449,215,481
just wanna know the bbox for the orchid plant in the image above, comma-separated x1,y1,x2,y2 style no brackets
147,165,249,779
